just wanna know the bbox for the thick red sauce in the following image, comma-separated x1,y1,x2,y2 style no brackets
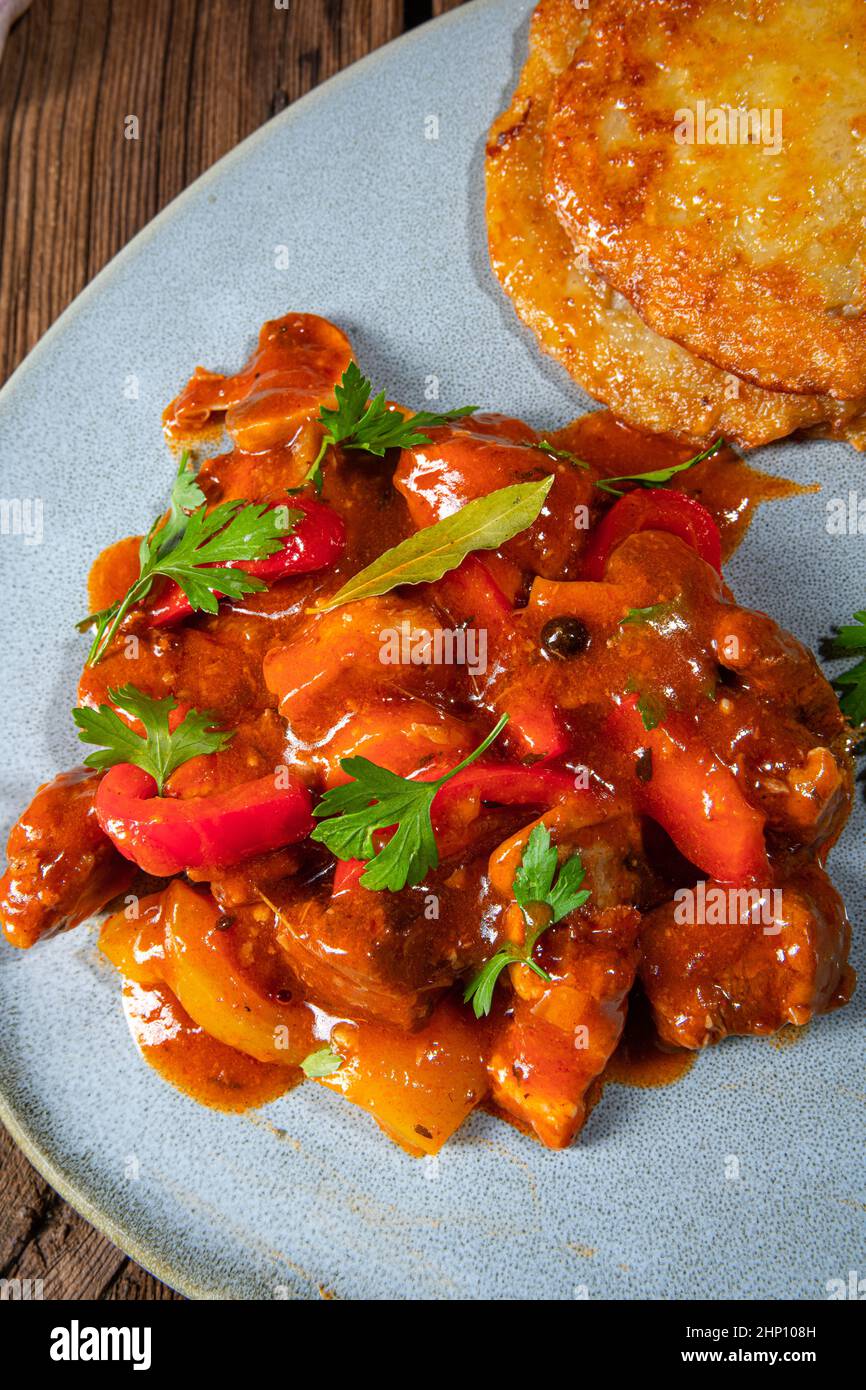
123,980,298,1112
605,989,695,1089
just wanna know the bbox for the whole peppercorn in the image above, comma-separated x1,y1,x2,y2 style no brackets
540,616,590,659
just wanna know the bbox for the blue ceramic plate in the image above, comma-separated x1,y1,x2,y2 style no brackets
0,0,862,1299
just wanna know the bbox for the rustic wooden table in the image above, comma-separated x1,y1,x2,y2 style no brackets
0,0,464,1302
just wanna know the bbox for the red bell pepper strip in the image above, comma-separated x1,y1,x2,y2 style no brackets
332,858,367,896
432,761,580,823
433,556,568,759
149,496,346,627
95,763,314,876
433,553,516,628
606,694,768,884
581,491,722,582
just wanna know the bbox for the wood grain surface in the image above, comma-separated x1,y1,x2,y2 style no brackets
0,0,467,1303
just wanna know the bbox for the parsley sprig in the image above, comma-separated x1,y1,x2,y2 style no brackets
829,611,866,726
464,823,590,1018
302,361,477,491
73,684,232,793
79,452,297,665
311,714,509,892
595,439,724,497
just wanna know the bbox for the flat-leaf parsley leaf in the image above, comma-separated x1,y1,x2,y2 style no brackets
302,361,477,491
311,715,509,892
78,452,296,664
829,610,866,726
464,824,590,1017
73,684,232,793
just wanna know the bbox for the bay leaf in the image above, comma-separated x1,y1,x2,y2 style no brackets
313,475,554,612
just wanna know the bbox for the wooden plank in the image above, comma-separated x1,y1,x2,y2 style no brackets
0,0,405,381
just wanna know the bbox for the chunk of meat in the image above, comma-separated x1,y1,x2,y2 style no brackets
275,887,445,1029
698,686,852,858
640,864,855,1048
488,906,641,1148
272,846,507,1029
393,414,592,579
0,769,135,949
487,807,644,911
711,606,849,746
700,607,855,856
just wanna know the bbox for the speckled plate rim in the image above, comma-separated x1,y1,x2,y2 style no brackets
0,0,500,1302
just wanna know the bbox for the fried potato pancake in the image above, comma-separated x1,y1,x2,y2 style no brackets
546,0,866,400
485,0,864,449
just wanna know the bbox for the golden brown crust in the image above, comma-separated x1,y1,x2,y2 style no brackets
546,0,866,399
485,0,865,448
